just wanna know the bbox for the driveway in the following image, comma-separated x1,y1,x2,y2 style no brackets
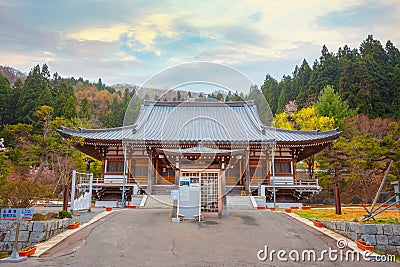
15,209,397,266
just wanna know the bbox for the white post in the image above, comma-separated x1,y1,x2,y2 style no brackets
89,172,93,211
70,170,76,212
260,185,265,197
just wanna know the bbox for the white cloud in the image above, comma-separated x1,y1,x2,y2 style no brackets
1,0,400,85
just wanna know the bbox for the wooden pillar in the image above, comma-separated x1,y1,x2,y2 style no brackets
147,149,153,195
101,159,105,179
245,150,250,195
292,159,297,184
155,157,159,185
292,149,297,184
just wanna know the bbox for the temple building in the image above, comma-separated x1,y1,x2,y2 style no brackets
58,100,340,216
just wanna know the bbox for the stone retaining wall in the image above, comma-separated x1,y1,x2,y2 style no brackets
0,212,101,251
320,220,400,255
0,219,69,251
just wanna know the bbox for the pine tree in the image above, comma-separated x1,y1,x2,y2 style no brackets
293,59,312,106
0,74,11,128
261,74,279,114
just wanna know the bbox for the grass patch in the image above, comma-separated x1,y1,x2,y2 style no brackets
293,207,400,224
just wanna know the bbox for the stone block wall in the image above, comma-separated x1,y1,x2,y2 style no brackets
0,219,69,251
320,220,400,255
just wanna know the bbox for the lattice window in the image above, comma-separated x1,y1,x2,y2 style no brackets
201,173,219,213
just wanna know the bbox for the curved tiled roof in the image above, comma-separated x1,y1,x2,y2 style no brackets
58,101,341,146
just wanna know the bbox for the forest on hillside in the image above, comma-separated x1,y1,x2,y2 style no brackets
0,35,399,205
262,34,400,119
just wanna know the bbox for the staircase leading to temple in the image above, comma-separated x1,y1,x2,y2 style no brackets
95,187,133,201
129,195,143,207
227,185,245,196
152,185,175,195
227,196,255,210
143,195,173,209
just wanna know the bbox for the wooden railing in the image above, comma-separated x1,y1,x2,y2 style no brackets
263,178,319,187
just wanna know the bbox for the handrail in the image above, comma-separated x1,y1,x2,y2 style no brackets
262,178,319,186
79,177,138,184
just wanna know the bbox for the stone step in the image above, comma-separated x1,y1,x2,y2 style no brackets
129,196,143,207
143,195,173,209
254,197,266,207
227,196,254,210
152,185,175,195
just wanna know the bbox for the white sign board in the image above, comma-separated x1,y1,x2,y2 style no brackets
1,208,34,221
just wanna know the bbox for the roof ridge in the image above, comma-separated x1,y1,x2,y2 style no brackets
143,100,254,107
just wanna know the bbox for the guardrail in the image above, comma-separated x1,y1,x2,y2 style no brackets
79,177,137,184
261,178,319,187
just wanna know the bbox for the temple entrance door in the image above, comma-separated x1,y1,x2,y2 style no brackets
200,172,219,213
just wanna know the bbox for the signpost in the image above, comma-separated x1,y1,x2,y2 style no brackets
0,208,34,263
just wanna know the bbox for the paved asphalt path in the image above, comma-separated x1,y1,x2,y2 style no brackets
8,209,398,267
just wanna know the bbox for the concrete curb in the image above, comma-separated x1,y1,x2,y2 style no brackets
32,210,116,257
249,196,257,208
140,195,147,207
285,212,380,257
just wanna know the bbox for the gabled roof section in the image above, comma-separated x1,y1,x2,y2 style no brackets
124,100,267,143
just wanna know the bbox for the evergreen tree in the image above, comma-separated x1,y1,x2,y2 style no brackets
261,74,279,114
315,85,354,128
276,76,292,112
10,78,23,124
97,78,105,90
0,74,11,128
293,59,312,106
354,35,389,117
53,81,77,119
306,45,338,104
17,65,43,122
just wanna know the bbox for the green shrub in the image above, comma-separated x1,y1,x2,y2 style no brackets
58,210,72,218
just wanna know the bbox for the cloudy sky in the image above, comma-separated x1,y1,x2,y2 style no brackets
1,0,399,87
